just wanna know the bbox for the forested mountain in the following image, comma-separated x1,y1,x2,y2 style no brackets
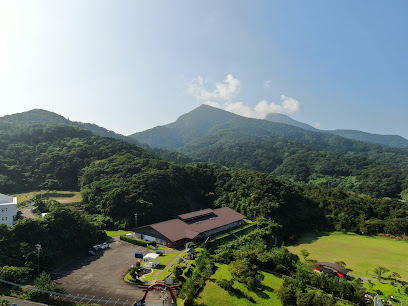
0,109,141,145
130,105,408,198
264,112,408,148
0,121,407,237
0,123,151,192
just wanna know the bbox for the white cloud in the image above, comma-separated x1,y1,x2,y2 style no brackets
263,80,272,88
188,74,300,119
187,74,240,102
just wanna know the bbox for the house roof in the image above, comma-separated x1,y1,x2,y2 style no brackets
178,208,214,220
136,207,246,243
316,262,350,275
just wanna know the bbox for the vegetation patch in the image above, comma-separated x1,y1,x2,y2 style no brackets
105,230,131,238
288,232,408,280
196,263,283,306
364,281,408,304
208,223,256,250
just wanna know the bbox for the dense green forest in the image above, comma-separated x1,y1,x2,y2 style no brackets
132,105,408,199
0,123,151,192
0,122,406,236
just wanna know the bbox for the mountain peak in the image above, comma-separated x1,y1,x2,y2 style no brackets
264,112,318,131
0,109,69,124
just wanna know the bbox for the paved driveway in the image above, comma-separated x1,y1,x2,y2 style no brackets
52,241,176,305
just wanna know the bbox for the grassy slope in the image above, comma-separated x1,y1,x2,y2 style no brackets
196,263,283,306
288,232,408,280
13,190,82,206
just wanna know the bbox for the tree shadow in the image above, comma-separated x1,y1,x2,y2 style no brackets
286,231,331,246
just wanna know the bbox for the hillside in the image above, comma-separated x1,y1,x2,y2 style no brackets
130,105,408,198
1,121,407,266
264,112,408,148
0,109,141,145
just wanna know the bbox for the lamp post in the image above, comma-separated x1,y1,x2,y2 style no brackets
35,243,41,275
134,212,138,228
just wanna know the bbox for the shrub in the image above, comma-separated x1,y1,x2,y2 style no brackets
216,278,234,291
120,235,156,247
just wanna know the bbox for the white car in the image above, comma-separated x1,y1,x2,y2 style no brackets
101,242,109,249
93,244,102,251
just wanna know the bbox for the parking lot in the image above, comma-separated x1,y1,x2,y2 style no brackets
52,240,176,305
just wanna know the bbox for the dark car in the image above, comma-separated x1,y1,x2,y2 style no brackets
86,250,96,256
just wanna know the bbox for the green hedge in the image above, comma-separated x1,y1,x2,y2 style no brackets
120,235,157,247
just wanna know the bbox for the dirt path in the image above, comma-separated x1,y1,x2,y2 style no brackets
20,204,39,219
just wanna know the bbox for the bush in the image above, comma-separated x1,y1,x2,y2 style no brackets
120,235,156,247
216,278,234,291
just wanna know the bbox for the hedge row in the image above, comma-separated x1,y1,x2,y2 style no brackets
120,235,157,247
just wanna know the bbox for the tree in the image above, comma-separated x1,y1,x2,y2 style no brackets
373,266,390,279
300,249,310,260
391,272,401,280
0,299,10,306
335,261,346,268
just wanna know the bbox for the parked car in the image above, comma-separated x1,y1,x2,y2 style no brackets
93,244,103,251
86,250,96,256
101,242,109,249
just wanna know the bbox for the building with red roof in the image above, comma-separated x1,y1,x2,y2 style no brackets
134,207,247,248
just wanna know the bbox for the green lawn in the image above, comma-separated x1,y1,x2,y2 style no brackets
288,232,408,280
156,252,188,281
196,263,283,306
141,252,182,282
105,230,131,238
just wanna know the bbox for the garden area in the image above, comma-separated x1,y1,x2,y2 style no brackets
196,263,283,306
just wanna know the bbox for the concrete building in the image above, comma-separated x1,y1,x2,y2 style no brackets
134,207,247,248
0,193,17,226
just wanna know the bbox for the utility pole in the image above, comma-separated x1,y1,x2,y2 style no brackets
35,243,41,275
134,212,138,228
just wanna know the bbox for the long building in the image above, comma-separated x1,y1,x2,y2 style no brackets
134,207,247,248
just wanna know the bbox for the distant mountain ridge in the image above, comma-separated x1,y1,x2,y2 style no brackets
264,112,408,148
0,109,141,145
264,113,318,132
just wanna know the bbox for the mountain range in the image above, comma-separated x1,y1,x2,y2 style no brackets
264,112,408,148
3,106,408,198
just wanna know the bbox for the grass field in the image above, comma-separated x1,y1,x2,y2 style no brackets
288,232,408,280
195,263,283,306
105,230,131,238
13,190,82,206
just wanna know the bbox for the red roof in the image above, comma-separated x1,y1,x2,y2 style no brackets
138,207,246,242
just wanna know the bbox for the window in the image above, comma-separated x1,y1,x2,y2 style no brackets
5,208,7,212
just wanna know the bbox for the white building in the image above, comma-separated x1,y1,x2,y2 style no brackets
0,193,17,226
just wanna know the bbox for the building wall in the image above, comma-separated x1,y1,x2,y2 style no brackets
203,220,243,237
0,203,17,226
134,226,170,246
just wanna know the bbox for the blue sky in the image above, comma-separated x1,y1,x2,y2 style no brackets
1,0,407,137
